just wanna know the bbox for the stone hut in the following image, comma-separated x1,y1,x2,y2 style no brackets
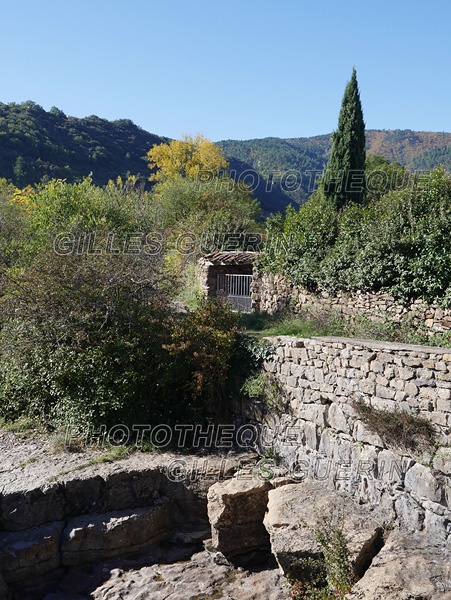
199,251,256,311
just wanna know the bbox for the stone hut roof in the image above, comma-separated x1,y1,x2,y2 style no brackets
200,251,257,266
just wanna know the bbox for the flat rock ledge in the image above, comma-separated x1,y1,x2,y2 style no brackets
92,550,286,600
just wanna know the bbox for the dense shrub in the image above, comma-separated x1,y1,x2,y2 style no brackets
0,250,242,431
0,176,257,433
262,167,451,305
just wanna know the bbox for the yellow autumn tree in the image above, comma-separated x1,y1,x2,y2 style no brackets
147,133,229,182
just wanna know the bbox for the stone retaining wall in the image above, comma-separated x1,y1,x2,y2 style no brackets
251,273,451,336
242,335,451,548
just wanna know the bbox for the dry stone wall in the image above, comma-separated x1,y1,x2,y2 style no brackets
251,273,451,335
243,335,451,549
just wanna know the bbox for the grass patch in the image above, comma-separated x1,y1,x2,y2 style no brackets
19,456,38,468
47,445,133,481
353,399,437,453
175,262,202,310
240,308,451,347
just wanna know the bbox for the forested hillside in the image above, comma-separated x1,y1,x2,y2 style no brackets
1,101,450,212
220,130,451,204
0,101,292,215
0,101,170,187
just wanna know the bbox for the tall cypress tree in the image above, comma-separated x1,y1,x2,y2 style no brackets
323,68,366,209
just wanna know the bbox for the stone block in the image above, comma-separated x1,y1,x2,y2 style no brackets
375,374,389,387
375,385,396,400
405,382,419,397
353,421,384,448
432,447,451,475
370,361,384,373
437,398,451,413
377,449,404,487
397,367,415,380
404,463,443,504
297,404,328,428
417,369,435,380
0,521,64,584
264,482,383,579
207,478,271,557
327,403,350,434
359,380,376,395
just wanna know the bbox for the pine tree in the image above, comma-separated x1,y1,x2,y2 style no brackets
323,68,366,209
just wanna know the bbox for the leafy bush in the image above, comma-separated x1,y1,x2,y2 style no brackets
286,512,355,600
0,246,242,432
241,372,284,414
263,167,451,305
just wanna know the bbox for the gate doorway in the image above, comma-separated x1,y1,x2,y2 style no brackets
199,251,256,313
217,273,253,312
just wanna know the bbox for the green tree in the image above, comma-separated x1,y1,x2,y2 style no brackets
323,68,366,209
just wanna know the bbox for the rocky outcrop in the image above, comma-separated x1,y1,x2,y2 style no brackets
263,481,385,579
0,451,254,598
61,503,171,566
92,550,286,600
207,477,271,558
346,531,451,600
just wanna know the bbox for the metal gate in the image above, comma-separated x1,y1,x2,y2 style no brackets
217,274,253,312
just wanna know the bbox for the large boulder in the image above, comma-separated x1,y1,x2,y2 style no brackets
263,481,385,579
346,531,451,600
207,477,271,558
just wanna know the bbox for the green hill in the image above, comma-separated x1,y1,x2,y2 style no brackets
219,130,451,205
0,101,170,188
1,101,450,213
0,101,292,215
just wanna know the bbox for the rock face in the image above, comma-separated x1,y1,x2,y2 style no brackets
0,450,256,598
61,503,171,566
92,550,286,600
346,531,451,600
0,521,64,585
207,477,271,558
263,481,384,579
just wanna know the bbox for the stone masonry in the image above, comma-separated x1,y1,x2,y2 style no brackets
243,335,451,549
251,273,451,336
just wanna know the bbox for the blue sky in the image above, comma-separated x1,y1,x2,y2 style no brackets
1,0,450,141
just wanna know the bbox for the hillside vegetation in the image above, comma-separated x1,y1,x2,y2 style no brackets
0,101,170,188
220,130,451,205
1,101,450,213
0,101,292,215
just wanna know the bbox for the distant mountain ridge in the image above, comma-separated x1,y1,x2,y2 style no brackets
0,101,450,214
219,130,451,204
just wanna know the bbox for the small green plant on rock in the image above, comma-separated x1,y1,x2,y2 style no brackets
285,512,355,600
241,372,285,414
